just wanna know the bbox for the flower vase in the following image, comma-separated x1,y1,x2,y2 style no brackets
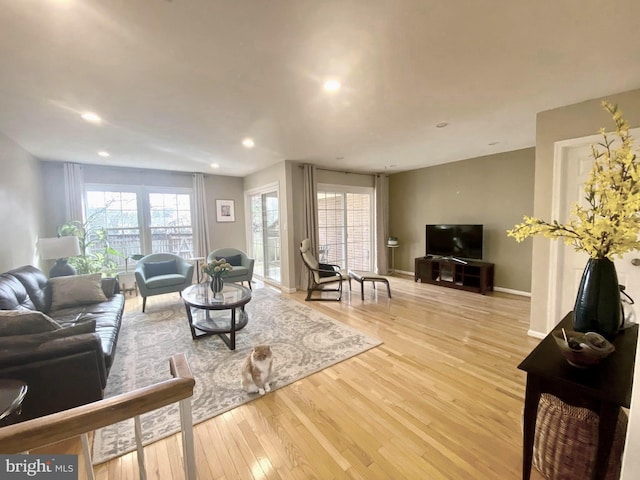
573,258,622,339
210,276,224,298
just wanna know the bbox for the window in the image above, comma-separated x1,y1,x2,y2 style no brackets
317,185,373,272
149,192,193,257
85,186,193,269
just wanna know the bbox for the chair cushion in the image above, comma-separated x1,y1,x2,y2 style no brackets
50,273,108,310
145,274,187,289
216,254,242,266
224,266,249,278
144,260,177,279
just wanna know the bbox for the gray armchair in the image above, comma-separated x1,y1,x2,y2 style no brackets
135,253,194,312
206,248,254,289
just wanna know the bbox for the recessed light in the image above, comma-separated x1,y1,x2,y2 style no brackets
242,138,255,148
323,79,341,92
488,141,500,146
210,163,220,169
97,151,110,157
435,122,448,128
81,112,102,124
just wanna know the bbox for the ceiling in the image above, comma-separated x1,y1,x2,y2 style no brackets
1,0,640,177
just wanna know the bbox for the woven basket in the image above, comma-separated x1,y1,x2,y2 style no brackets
533,394,627,480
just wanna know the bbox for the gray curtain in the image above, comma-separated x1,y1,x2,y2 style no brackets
64,163,84,223
375,173,390,274
300,164,319,289
192,173,210,258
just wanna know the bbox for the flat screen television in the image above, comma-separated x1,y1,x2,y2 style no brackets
425,224,484,260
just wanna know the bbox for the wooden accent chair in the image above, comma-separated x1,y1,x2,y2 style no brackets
299,239,343,301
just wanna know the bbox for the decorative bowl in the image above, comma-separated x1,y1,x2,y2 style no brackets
551,330,615,368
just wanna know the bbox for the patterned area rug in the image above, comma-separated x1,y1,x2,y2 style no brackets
92,287,381,464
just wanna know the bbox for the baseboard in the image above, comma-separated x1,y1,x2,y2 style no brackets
391,269,413,276
527,329,546,339
494,287,531,297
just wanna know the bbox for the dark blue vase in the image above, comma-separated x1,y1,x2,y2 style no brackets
573,258,622,339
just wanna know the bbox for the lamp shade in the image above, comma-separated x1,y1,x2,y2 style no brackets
38,236,81,260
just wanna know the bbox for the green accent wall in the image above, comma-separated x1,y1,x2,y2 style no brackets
389,147,535,292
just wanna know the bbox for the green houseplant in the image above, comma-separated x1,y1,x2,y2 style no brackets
57,210,123,275
508,102,640,338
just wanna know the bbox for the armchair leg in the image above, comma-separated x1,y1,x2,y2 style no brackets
142,297,147,313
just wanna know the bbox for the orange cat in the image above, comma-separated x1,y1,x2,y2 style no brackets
241,345,273,395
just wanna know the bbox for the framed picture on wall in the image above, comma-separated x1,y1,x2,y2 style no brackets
216,199,235,222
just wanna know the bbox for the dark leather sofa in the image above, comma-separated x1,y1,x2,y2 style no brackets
0,265,125,421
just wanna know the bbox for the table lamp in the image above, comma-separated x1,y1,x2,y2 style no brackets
38,236,81,277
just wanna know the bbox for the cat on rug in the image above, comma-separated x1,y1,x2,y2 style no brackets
241,345,273,395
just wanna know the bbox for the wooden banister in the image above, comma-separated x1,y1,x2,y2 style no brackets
0,353,195,454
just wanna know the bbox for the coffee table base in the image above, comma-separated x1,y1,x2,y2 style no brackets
186,306,249,349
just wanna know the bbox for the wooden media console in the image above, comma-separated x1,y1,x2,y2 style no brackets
414,257,494,295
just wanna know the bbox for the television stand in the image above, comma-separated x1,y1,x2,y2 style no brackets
414,257,494,295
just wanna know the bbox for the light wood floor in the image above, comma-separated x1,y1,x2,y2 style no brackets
38,274,546,479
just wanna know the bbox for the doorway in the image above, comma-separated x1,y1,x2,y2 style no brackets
549,129,640,332
248,186,280,283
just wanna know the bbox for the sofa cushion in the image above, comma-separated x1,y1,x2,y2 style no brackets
144,260,178,278
0,274,37,311
0,310,61,336
215,254,242,266
7,266,51,312
50,274,108,310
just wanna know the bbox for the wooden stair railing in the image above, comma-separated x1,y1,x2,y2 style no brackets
0,353,196,480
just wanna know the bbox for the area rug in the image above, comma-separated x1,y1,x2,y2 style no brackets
92,287,381,464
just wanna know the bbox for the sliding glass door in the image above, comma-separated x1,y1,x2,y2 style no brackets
317,185,373,272
248,187,280,283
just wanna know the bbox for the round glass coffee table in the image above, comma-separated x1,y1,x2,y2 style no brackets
182,282,252,350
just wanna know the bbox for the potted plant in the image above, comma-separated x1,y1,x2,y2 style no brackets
508,102,640,338
202,258,233,295
57,209,124,275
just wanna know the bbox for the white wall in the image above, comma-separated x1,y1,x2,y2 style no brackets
0,133,43,271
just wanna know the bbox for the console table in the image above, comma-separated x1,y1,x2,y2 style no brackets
518,312,638,479
414,257,494,294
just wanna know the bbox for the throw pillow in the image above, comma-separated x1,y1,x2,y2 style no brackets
144,260,178,278
0,310,61,336
0,318,97,349
318,263,338,278
50,273,108,310
216,254,242,266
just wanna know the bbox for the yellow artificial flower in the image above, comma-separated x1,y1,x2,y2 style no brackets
507,102,640,259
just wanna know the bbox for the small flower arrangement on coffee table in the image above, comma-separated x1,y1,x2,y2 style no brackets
202,258,233,279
